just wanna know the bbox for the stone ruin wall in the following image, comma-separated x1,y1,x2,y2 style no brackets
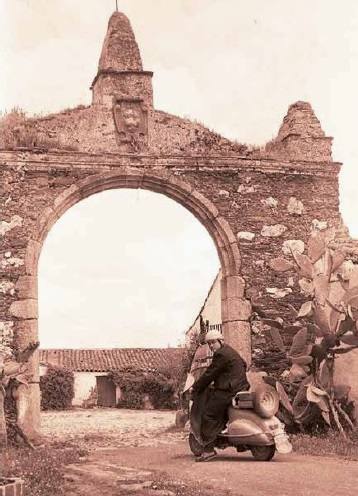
2,12,358,434
0,130,347,360
1,105,356,359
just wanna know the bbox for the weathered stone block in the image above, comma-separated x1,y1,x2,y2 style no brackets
35,206,58,242
266,287,293,299
0,215,22,237
261,224,287,237
167,175,194,196
214,217,237,246
0,280,15,295
13,319,39,379
24,240,41,275
0,256,24,269
222,297,251,322
15,275,37,299
14,383,41,440
53,184,81,216
237,231,255,241
9,300,38,319
0,321,14,356
282,239,305,255
312,219,328,231
287,196,304,215
14,319,38,347
221,275,245,300
222,320,251,365
237,184,256,194
261,197,278,208
190,190,219,220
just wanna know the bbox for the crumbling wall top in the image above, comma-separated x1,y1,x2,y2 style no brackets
264,101,333,162
277,101,326,140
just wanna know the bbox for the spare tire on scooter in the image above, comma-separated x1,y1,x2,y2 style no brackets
253,384,279,418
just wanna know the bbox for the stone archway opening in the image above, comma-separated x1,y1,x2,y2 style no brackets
38,186,221,411
38,187,221,349
14,168,251,438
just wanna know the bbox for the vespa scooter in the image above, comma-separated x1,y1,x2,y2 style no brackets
189,385,292,461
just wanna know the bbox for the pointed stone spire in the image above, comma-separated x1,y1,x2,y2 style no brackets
91,11,153,109
98,12,143,72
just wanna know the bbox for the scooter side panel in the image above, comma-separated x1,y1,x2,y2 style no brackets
226,408,281,446
228,407,280,430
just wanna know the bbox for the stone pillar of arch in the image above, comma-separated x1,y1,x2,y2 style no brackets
10,168,250,439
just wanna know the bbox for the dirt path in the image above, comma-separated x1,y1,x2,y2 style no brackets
64,442,358,496
42,409,358,496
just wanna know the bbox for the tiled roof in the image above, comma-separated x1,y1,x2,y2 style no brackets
39,348,185,373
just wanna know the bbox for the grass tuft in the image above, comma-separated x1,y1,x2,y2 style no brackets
291,430,358,461
0,443,85,496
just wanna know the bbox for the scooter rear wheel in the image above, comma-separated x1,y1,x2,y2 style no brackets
250,445,276,461
188,433,204,456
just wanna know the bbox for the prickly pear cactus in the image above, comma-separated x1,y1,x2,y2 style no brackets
0,342,39,449
265,230,358,434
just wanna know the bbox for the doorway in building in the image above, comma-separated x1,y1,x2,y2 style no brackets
96,376,116,407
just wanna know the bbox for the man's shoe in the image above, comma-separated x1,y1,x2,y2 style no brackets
195,450,216,462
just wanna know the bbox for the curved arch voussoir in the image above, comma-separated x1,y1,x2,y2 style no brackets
35,168,241,280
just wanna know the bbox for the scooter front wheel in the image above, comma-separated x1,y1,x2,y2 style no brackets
188,433,204,456
250,445,276,461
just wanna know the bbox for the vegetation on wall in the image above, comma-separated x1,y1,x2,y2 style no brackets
0,107,76,150
0,342,39,449
110,367,175,410
40,366,74,411
0,108,39,149
110,351,191,410
257,229,358,436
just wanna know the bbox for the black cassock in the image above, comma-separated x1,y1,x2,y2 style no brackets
191,344,249,448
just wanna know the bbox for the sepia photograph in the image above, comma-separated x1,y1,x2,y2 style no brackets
1,1,358,494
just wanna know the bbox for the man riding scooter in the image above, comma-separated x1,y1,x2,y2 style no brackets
191,330,250,462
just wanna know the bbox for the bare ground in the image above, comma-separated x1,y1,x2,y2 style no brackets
41,408,183,448
41,409,358,496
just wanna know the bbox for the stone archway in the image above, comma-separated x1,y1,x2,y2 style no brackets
1,8,347,442
13,168,250,438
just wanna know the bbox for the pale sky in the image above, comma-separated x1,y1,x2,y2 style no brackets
1,0,358,348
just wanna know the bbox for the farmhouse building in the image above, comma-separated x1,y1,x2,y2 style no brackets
39,348,183,408
185,270,222,345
